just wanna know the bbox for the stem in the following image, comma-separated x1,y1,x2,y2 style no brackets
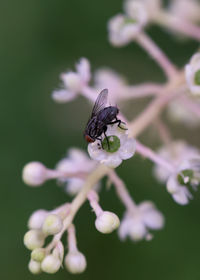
47,169,87,180
46,164,110,250
67,224,77,252
109,170,136,212
87,190,103,217
136,32,178,80
154,118,172,145
136,141,175,173
155,11,200,41
180,94,200,118
122,83,164,99
128,74,185,138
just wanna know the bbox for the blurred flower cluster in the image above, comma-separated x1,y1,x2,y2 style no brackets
22,0,200,276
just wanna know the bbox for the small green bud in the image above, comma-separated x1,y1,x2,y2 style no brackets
31,248,46,262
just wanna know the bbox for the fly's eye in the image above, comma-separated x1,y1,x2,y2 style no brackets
85,135,95,143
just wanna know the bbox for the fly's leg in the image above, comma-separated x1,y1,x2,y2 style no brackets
107,118,127,130
102,126,110,150
96,137,103,149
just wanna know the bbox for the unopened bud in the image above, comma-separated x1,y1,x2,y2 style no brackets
65,250,87,274
24,229,45,250
22,162,47,186
31,248,46,262
42,214,63,235
28,209,48,229
41,255,61,274
28,259,41,274
95,211,120,234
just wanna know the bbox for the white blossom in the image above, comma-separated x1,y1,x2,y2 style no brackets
88,124,136,168
168,0,200,23
56,148,97,195
108,12,146,47
185,53,200,96
118,201,164,241
124,0,161,22
167,174,193,205
52,58,91,103
167,97,200,127
153,141,200,183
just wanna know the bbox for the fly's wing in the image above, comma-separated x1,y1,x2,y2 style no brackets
91,89,108,117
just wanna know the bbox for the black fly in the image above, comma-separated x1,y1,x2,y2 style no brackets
84,89,125,149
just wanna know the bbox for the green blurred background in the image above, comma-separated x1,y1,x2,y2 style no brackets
1,0,200,279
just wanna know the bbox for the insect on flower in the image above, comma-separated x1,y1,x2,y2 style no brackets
84,89,126,149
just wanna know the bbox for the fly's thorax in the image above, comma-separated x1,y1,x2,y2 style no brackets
97,106,119,123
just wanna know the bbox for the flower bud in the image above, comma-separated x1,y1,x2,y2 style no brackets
28,259,41,274
95,211,120,234
22,162,47,186
41,255,61,274
42,214,63,235
64,250,87,274
31,248,46,262
28,209,48,229
24,229,45,250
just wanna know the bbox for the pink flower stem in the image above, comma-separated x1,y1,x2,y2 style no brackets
67,224,77,252
136,32,178,80
155,11,200,41
87,190,103,217
154,118,172,145
122,83,164,99
46,169,87,180
109,170,137,212
136,141,175,173
180,94,200,118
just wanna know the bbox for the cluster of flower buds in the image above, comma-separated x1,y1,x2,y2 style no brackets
24,209,87,275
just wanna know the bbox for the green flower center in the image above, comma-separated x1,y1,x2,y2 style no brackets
194,70,200,85
124,17,137,25
102,135,120,153
177,169,194,185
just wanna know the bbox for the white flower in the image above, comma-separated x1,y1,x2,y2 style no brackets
28,209,48,229
185,53,200,96
124,0,161,22
94,68,127,103
153,141,200,183
118,201,164,241
52,58,91,103
167,97,200,127
88,124,136,168
167,174,193,205
56,148,97,195
169,0,200,23
108,12,146,47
